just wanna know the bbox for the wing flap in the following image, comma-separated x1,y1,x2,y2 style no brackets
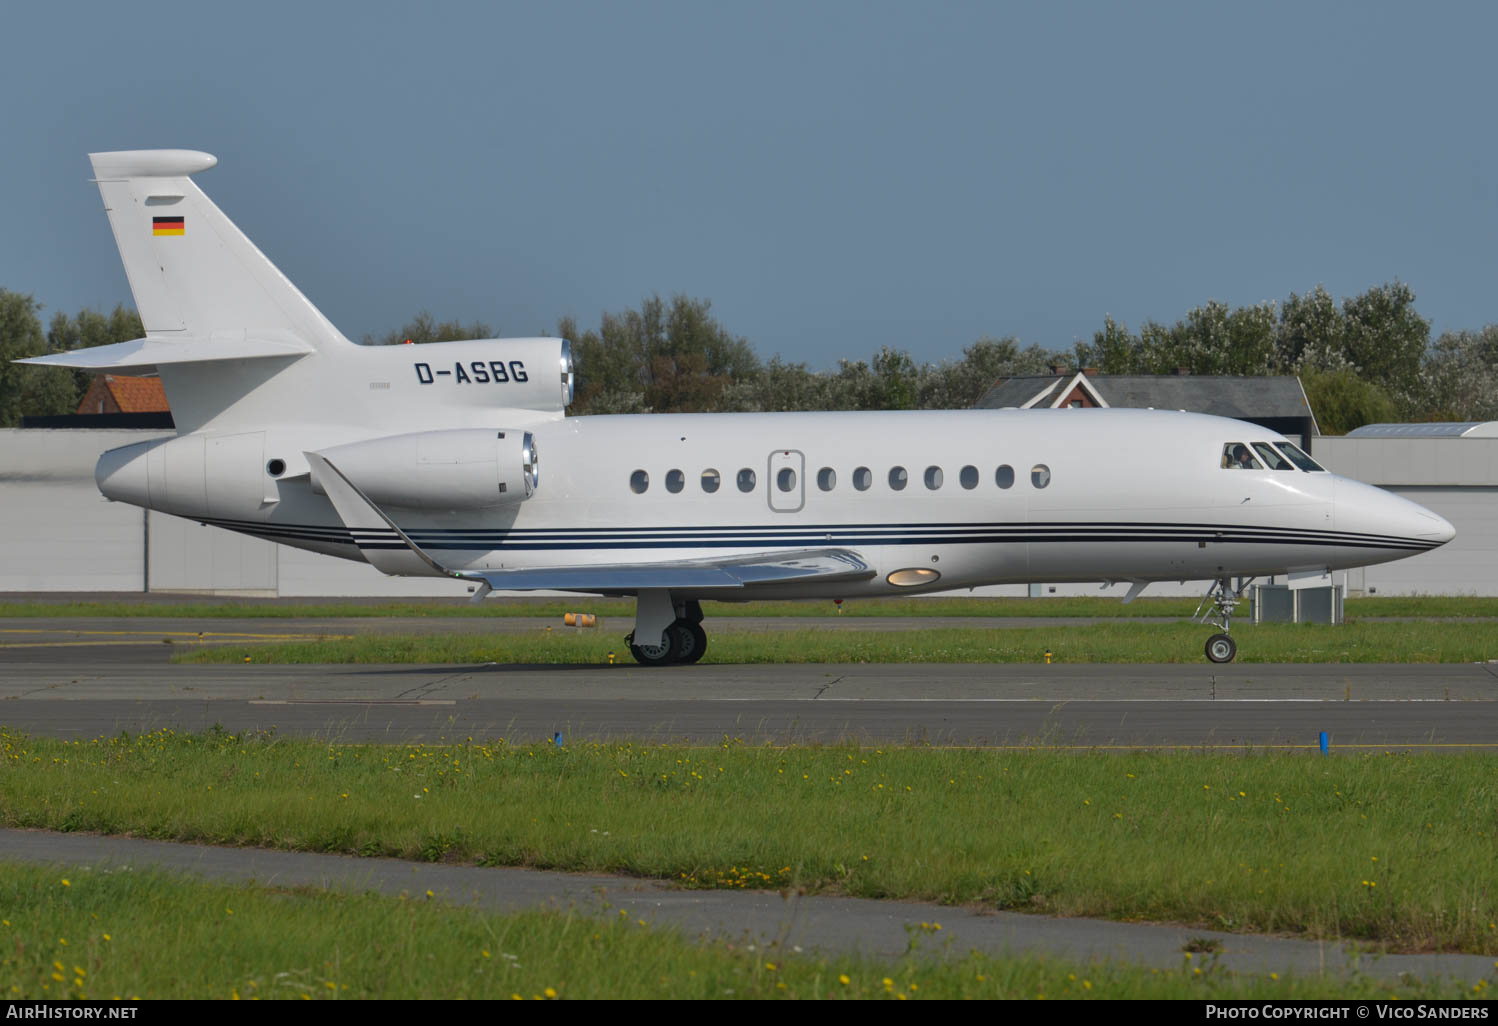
463,549,874,592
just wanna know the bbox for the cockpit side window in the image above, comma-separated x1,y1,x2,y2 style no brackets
1252,443,1294,470
1274,442,1325,472
1221,443,1261,470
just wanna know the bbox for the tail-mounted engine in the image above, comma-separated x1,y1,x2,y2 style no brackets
313,428,538,511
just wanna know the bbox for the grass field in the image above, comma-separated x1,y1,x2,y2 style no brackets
171,620,1498,664
7,595,1498,620
3,728,1495,955
4,863,1486,1000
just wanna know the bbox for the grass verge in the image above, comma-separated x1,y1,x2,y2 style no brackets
3,729,1496,954
3,863,1486,999
171,620,1498,664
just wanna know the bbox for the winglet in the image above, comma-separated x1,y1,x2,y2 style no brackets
305,451,464,580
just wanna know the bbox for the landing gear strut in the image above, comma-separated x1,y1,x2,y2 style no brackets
627,598,707,666
1195,576,1252,663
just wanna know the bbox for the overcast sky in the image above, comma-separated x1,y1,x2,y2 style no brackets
2,1,1493,367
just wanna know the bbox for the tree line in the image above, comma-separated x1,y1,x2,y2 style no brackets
3,282,1495,432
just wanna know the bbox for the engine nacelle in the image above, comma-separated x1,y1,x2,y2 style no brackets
315,428,538,511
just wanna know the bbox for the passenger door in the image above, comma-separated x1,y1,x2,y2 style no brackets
767,449,805,513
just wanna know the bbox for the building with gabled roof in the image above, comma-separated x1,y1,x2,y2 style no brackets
76,374,170,415
975,366,1320,449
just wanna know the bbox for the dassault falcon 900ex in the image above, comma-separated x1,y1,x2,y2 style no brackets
20,150,1455,664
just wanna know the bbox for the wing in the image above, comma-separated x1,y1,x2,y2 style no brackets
305,451,874,595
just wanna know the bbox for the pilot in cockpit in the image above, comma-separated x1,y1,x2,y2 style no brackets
1222,443,1259,469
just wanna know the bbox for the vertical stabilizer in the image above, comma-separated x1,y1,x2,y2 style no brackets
88,150,351,350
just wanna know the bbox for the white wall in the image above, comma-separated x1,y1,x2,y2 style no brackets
0,429,161,591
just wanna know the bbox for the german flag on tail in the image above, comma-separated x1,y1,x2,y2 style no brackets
152,215,184,236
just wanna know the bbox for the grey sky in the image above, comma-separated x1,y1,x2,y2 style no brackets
3,1,1493,368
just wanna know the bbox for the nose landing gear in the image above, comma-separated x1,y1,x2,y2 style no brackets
1196,576,1252,663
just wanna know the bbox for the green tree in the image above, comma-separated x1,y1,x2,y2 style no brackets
870,346,918,410
1275,284,1344,372
1419,327,1498,422
562,294,758,414
47,303,145,402
1300,368,1400,435
1339,281,1429,407
0,290,78,426
363,312,495,346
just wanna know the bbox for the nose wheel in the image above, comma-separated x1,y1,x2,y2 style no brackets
1205,633,1237,664
1195,576,1252,664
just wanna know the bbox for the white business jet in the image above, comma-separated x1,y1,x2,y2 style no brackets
20,151,1455,664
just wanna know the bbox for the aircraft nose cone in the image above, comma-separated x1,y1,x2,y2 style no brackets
1334,478,1454,547
1415,509,1456,546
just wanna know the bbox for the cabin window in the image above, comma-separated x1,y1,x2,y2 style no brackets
1221,443,1262,470
817,467,836,491
737,468,757,492
1252,443,1294,471
701,469,721,493
777,467,797,492
995,464,1014,489
665,469,684,493
924,466,943,490
1031,464,1051,489
853,466,872,491
630,470,649,494
889,466,908,491
1275,442,1325,472
959,465,979,489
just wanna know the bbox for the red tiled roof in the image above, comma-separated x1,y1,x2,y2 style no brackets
76,375,170,414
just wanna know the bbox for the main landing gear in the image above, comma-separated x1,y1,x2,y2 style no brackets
626,599,707,666
1195,576,1253,663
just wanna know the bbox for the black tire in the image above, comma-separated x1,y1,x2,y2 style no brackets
670,619,708,664
629,628,681,666
1205,633,1237,664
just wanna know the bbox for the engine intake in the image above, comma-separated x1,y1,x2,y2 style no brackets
314,428,538,510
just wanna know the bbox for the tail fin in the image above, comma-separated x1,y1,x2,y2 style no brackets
88,150,351,350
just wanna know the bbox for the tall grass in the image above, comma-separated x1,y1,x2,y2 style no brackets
2,863,1484,999
3,728,1496,953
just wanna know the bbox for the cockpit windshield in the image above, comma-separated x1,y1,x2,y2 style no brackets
1252,443,1294,470
1274,442,1325,472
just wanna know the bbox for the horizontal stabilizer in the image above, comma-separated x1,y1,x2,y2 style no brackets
18,335,313,373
